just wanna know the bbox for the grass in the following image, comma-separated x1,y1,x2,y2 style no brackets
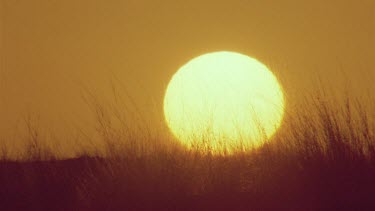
0,88,374,210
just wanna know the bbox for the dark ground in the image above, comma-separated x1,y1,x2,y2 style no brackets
0,152,374,211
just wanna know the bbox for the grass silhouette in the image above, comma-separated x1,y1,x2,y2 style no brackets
0,87,374,210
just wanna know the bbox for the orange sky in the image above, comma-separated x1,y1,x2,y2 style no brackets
1,0,375,139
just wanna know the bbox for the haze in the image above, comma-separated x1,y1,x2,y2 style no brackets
1,0,374,140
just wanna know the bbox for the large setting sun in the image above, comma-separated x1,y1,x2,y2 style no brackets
164,51,285,154
3,1,374,210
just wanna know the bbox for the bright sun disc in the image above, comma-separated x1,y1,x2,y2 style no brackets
164,51,285,154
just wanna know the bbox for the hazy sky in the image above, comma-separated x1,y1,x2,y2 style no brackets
1,0,374,138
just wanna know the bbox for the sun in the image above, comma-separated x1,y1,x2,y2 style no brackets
164,51,285,154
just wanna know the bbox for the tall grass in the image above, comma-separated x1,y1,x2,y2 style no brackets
0,86,374,210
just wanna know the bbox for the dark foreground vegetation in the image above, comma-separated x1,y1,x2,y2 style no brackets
0,95,375,210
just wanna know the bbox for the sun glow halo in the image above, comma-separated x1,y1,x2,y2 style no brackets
164,51,285,154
